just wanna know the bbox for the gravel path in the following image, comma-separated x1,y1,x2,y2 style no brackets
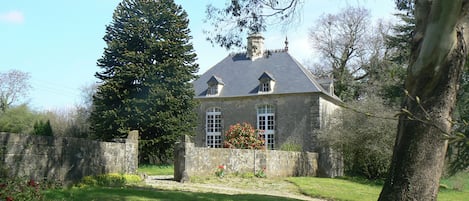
144,175,324,201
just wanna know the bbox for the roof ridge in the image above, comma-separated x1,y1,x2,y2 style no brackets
229,49,287,57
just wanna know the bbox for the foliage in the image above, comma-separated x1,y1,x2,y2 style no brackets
90,0,199,164
204,0,303,49
0,104,39,134
32,120,53,136
318,96,397,179
255,167,266,178
0,177,62,201
0,69,31,112
223,123,265,150
279,142,302,152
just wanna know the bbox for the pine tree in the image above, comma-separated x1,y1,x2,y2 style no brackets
90,0,199,164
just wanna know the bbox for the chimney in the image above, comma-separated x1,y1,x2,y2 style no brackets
246,33,264,60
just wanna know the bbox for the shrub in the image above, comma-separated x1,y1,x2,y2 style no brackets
318,96,396,179
223,123,265,150
0,177,62,201
79,173,142,187
279,142,302,152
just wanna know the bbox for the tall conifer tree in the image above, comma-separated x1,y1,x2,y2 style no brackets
91,0,198,163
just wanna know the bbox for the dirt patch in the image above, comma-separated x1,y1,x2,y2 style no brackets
144,175,324,201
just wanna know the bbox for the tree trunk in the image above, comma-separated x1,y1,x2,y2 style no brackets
379,1,468,200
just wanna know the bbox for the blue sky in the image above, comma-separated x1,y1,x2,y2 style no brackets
0,0,396,111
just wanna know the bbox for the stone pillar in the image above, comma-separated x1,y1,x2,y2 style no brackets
125,130,139,174
174,135,190,182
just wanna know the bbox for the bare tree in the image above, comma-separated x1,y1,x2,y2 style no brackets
309,7,400,101
309,7,371,100
0,69,31,112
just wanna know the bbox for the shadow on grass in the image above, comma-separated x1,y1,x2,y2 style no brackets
45,186,303,201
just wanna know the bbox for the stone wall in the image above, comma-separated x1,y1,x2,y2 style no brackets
0,131,138,183
174,136,318,181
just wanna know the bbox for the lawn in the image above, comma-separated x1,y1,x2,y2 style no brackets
288,173,469,201
44,186,301,201
42,167,469,201
138,164,174,176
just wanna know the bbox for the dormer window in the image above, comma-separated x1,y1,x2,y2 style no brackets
260,82,270,92
206,75,224,96
207,85,218,95
258,72,275,93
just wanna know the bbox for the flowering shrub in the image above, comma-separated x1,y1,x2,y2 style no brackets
223,123,265,150
0,177,62,201
215,165,225,178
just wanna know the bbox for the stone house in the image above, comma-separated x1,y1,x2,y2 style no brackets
191,34,343,177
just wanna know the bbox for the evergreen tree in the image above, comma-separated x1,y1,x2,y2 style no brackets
90,0,199,164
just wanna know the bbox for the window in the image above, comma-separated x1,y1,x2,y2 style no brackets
206,75,224,96
260,81,270,92
207,85,218,95
206,107,222,148
257,105,275,149
258,72,275,93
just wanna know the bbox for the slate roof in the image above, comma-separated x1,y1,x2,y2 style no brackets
193,50,337,99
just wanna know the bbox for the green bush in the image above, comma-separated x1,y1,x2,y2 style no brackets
279,142,302,152
79,173,142,187
32,120,53,136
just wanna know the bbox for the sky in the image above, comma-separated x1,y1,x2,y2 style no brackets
0,0,396,111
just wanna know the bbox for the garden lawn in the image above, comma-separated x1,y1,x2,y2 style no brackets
288,176,469,201
44,186,302,201
138,165,174,176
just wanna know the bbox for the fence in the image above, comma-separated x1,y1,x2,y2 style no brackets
0,131,138,183
174,135,318,181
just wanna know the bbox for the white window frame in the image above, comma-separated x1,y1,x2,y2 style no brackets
207,85,218,96
260,81,270,92
206,107,222,148
257,105,275,149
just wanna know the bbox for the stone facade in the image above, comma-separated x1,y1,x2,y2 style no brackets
0,131,138,183
174,137,318,181
195,93,340,152
194,93,342,177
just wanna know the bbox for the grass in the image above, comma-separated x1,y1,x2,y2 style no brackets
44,186,302,201
288,177,382,201
287,173,469,201
43,169,469,201
138,164,174,176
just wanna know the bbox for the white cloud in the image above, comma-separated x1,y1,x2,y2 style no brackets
0,10,25,24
